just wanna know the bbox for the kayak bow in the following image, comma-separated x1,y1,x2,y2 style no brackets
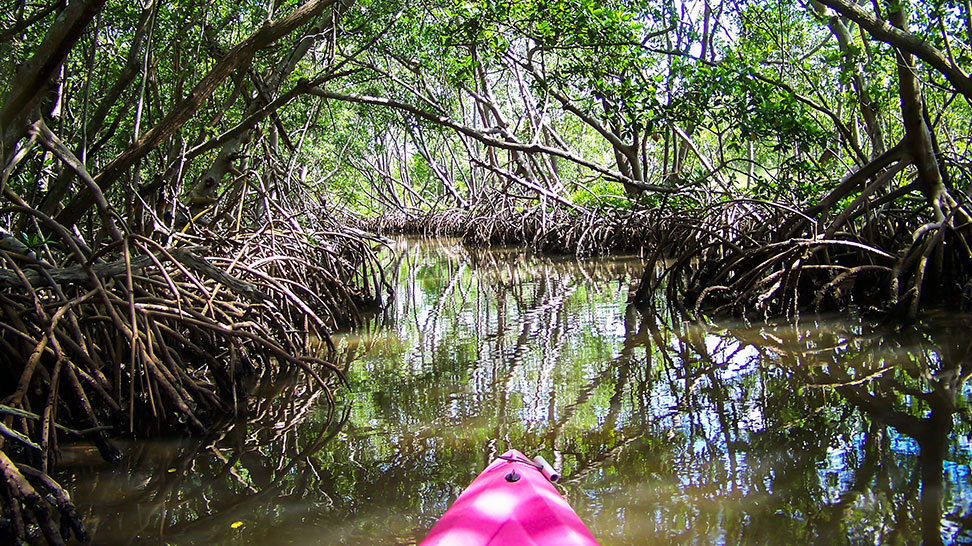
420,450,599,545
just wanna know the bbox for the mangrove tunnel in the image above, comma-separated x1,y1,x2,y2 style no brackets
0,0,970,544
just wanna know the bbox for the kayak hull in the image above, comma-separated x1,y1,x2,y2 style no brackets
420,450,599,546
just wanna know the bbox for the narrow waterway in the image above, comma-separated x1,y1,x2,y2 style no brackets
62,237,972,544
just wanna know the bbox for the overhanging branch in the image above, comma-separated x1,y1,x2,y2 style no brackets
308,88,677,194
815,0,972,100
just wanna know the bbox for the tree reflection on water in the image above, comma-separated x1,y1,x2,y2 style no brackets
62,238,972,545
728,313,972,546
59,375,348,545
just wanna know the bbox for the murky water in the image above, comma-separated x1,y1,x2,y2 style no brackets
62,237,972,544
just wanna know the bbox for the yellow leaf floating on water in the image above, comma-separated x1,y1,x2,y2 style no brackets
167,468,177,473
231,521,244,529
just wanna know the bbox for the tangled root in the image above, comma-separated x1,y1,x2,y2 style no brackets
634,199,972,318
0,219,386,544
361,205,665,257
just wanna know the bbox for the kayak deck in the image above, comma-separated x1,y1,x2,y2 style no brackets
420,450,599,545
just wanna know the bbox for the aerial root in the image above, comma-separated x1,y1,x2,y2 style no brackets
633,200,949,317
0,221,385,544
891,216,972,317
0,450,81,546
361,206,666,256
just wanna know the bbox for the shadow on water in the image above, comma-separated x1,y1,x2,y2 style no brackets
62,237,972,544
59,375,349,545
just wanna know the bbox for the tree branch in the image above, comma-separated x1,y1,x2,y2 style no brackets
815,0,972,99
55,0,339,227
309,88,677,194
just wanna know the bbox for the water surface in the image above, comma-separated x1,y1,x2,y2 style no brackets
63,237,972,544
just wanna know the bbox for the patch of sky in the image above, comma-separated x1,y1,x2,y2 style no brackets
888,428,920,456
818,432,866,503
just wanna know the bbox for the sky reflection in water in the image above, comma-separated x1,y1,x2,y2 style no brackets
62,237,972,545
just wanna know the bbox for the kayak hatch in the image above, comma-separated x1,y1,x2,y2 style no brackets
420,449,599,546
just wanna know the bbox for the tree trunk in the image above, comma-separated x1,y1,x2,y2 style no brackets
0,0,106,155
185,0,353,220
55,0,339,229
816,7,886,157
888,4,946,221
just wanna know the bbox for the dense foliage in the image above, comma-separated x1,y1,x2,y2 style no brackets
0,0,970,542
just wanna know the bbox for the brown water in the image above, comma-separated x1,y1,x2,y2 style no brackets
61,237,972,545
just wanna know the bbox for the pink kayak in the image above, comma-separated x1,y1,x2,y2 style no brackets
420,450,599,545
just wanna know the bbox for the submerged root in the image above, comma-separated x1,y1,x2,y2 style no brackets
0,450,80,546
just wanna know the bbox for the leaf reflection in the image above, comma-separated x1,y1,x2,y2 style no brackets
349,239,972,545
61,239,972,545
60,372,348,545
